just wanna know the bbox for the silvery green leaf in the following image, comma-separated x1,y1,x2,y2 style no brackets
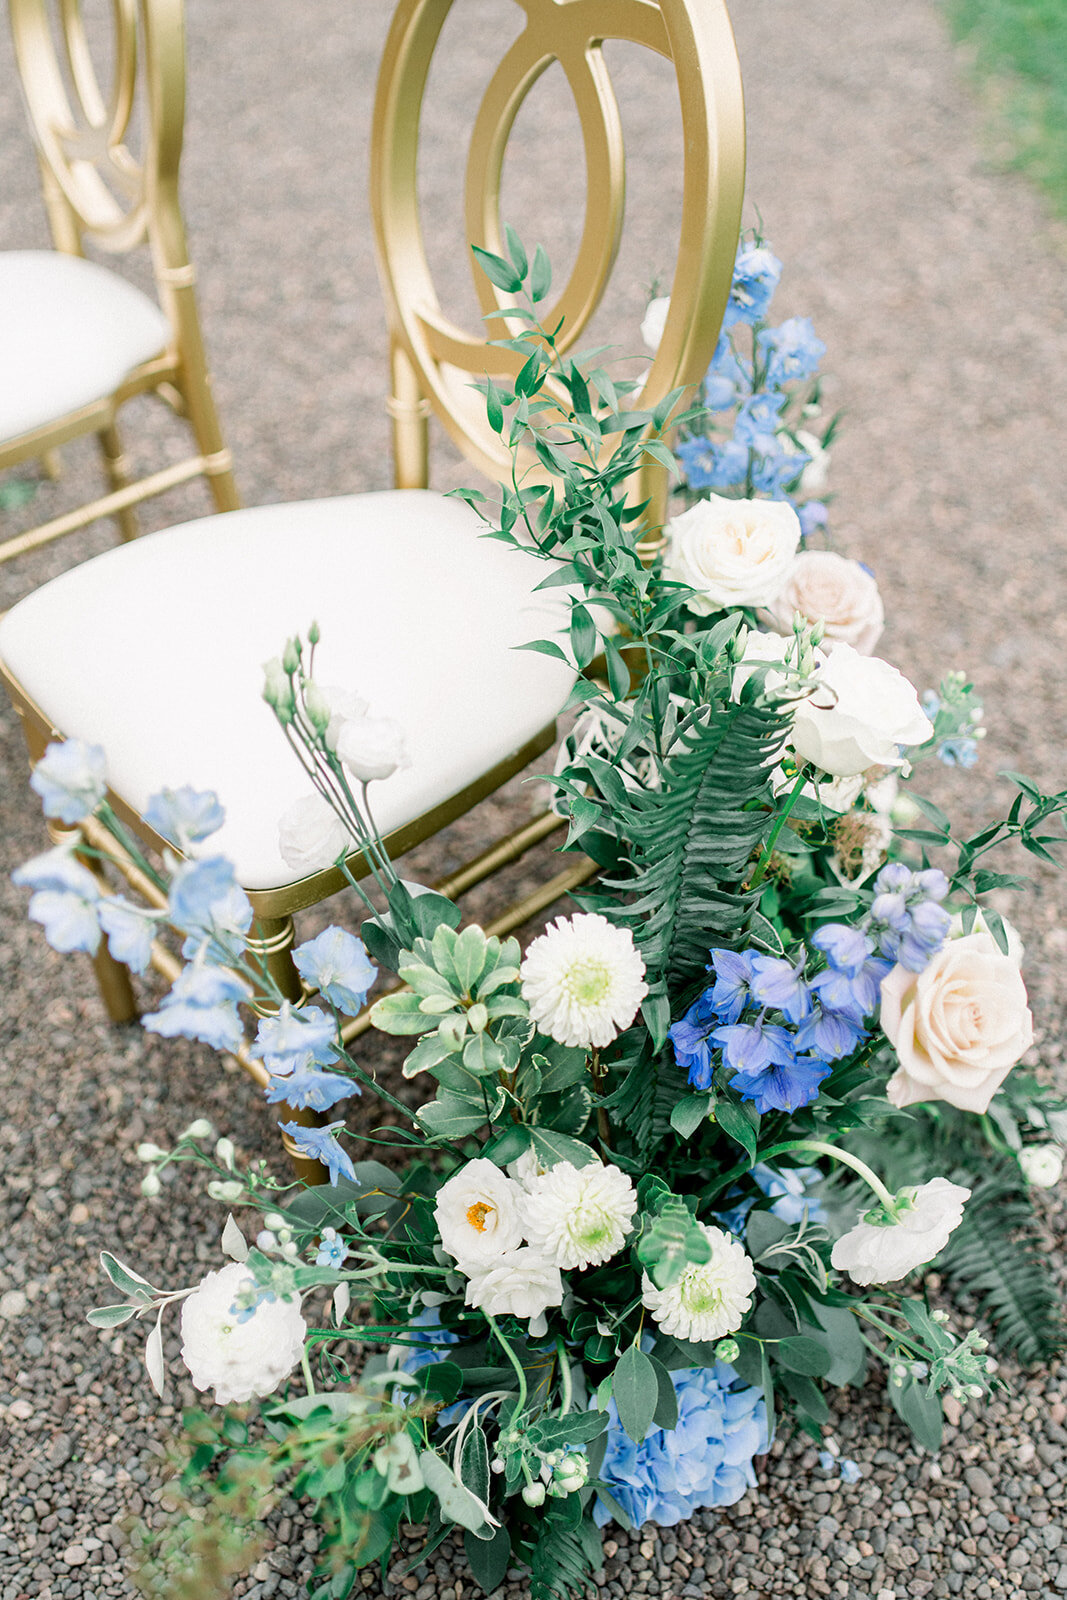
100,1251,159,1301
144,1312,166,1399
333,1283,351,1327
221,1215,249,1263
419,1450,498,1538
87,1303,138,1328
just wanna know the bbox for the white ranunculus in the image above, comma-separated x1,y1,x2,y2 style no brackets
179,1262,306,1405
278,792,351,876
1018,1144,1064,1189
640,295,670,353
663,495,802,614
640,1223,756,1342
882,930,1034,1114
315,684,370,752
524,1161,638,1271
336,716,408,783
434,1158,525,1270
463,1246,564,1322
830,1178,970,1286
761,550,885,656
520,912,647,1050
791,644,933,778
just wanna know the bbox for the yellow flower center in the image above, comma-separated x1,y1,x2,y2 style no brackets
466,1202,494,1233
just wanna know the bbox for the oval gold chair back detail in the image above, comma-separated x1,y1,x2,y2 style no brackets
371,0,746,531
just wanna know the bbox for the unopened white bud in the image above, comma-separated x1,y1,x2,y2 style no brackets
256,1231,278,1252
140,1172,162,1198
522,1482,546,1508
264,1212,287,1230
136,1142,167,1163
207,1179,244,1203
215,1137,236,1169
181,1119,214,1140
281,1240,299,1259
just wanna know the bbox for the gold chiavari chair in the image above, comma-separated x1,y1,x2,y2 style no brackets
0,0,238,567
0,0,746,1172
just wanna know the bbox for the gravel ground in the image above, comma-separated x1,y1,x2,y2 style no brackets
2,1,1067,1598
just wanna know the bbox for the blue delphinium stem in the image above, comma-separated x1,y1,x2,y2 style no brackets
749,768,808,891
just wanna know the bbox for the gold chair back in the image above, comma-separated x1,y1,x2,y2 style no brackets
371,0,746,529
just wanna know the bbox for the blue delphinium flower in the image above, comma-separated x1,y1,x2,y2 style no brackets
751,1162,826,1224
144,786,226,853
668,989,720,1090
708,949,757,1025
29,739,107,824
142,962,252,1052
723,242,783,329
757,316,826,386
277,1120,357,1186
253,1002,338,1075
714,1018,796,1077
730,1050,832,1114
811,923,873,977
293,926,377,1014
869,864,951,972
169,857,251,948
937,737,979,768
315,1226,349,1269
703,337,752,411
390,1308,467,1427
839,1459,863,1485
594,1363,768,1528
797,500,828,540
98,897,157,975
748,954,811,1024
677,435,748,492
264,1067,359,1111
733,391,787,447
13,847,101,955
749,434,809,499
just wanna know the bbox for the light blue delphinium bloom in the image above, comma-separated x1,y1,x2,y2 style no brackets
732,391,787,448
793,1001,867,1062
169,857,247,938
818,1451,836,1472
277,1120,356,1186
723,242,782,329
264,1067,360,1111
13,847,101,954
29,739,107,824
703,335,752,411
594,1363,768,1528
144,786,226,853
142,962,252,1052
98,897,157,975
668,988,720,1090
293,926,377,1014
797,500,828,540
937,736,979,768
751,1162,826,1224
748,953,811,1024
811,922,874,977
757,316,826,386
253,1001,338,1076
749,434,809,499
315,1226,349,1269
707,948,757,1026
713,1018,795,1077
676,435,748,492
729,1051,832,1114
179,883,255,964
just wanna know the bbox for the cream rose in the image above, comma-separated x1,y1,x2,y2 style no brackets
761,550,885,655
663,495,801,614
791,644,932,777
881,930,1034,1114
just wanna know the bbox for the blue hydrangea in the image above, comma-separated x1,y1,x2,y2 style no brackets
723,243,782,329
144,786,226,852
676,435,748,491
757,316,826,386
142,962,252,1052
389,1308,467,1427
13,847,101,955
98,897,157,975
264,1067,360,1111
277,1120,356,1185
253,1002,339,1075
29,739,107,824
595,1363,768,1528
293,926,377,1014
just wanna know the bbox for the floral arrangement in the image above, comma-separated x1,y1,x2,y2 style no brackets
14,232,1067,1600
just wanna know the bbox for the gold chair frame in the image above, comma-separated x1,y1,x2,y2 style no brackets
1,0,238,564
2,0,745,1176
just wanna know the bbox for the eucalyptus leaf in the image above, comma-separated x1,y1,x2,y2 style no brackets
613,1344,659,1444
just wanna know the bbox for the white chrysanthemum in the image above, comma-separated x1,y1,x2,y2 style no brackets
520,913,647,1049
641,1223,756,1342
434,1158,524,1271
830,1177,971,1286
179,1262,306,1405
463,1246,564,1323
524,1161,638,1270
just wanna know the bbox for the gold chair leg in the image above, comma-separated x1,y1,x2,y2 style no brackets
244,916,331,1186
43,818,140,1024
97,421,141,542
40,448,63,481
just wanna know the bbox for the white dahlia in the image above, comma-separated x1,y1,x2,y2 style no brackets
520,913,647,1049
463,1246,564,1323
433,1158,524,1271
830,1177,970,1286
525,1161,638,1270
179,1262,306,1405
641,1223,756,1342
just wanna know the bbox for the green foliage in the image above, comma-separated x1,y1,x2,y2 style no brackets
525,1495,602,1600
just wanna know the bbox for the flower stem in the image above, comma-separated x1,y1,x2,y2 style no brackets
760,1137,897,1211
748,767,808,892
590,1048,612,1153
486,1313,527,1418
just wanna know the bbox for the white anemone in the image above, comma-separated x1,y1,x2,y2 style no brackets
831,1177,971,1286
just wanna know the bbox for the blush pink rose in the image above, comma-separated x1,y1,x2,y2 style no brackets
762,550,885,654
881,931,1034,1114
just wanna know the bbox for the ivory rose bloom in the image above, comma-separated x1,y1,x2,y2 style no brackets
433,1158,524,1270
663,495,801,614
881,930,1034,1113
791,644,932,777
463,1246,564,1324
762,550,885,655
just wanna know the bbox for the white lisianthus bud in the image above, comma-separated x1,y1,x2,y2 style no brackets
522,1482,546,1508
262,657,295,722
1018,1144,1064,1189
303,682,332,734
182,1119,214,1140
314,685,371,752
136,1142,167,1163
337,716,408,783
140,1172,162,1198
256,1231,278,1252
264,1212,287,1230
277,793,350,876
207,1180,244,1203
215,1138,236,1169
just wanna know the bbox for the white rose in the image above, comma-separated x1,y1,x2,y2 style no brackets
434,1158,524,1270
831,1178,970,1286
881,931,1034,1114
278,792,350,875
179,1262,306,1405
761,550,885,656
1018,1144,1064,1189
336,716,408,783
463,1246,564,1323
640,295,670,353
663,495,801,614
791,644,932,777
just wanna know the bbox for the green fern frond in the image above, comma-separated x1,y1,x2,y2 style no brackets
526,1501,601,1600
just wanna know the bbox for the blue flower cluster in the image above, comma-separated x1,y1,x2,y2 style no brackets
595,1363,768,1528
868,864,951,971
677,237,828,516
922,678,984,770
716,1161,826,1236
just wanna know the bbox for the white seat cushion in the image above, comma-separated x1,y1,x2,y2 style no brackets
0,490,576,889
0,250,170,444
